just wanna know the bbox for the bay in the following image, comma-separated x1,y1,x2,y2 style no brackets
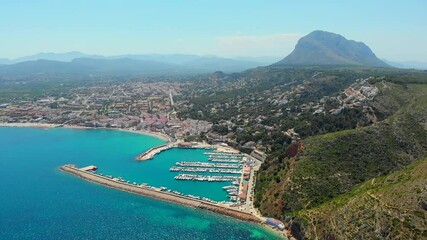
0,127,281,240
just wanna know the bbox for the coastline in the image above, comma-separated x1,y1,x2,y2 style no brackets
1,122,288,239
0,122,171,142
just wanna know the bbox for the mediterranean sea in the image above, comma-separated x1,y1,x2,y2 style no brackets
0,127,281,240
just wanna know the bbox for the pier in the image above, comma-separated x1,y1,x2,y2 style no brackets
135,141,239,161
135,143,173,160
60,164,261,223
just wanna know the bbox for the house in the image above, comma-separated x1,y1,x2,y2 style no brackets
250,149,266,162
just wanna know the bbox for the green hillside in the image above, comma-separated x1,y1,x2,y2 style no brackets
254,83,427,238
298,156,427,239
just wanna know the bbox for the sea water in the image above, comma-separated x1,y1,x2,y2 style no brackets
0,127,281,240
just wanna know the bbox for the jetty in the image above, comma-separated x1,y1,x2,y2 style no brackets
60,164,261,223
135,143,173,160
135,141,239,161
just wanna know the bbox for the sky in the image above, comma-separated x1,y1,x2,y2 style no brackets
0,0,426,62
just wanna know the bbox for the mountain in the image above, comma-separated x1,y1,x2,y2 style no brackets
0,54,270,79
111,54,265,72
275,30,390,67
71,58,185,74
0,60,92,76
0,58,12,65
110,54,202,65
0,58,186,78
0,52,271,79
12,51,103,63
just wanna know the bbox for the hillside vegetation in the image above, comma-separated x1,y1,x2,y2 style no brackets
254,83,427,237
282,84,427,211
298,156,427,239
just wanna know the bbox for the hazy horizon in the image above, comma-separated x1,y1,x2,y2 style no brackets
1,1,426,62
0,51,283,62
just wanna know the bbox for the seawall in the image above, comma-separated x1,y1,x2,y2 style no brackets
135,143,172,160
60,164,261,223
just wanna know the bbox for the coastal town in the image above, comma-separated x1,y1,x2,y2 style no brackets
3,2,427,240
0,75,382,240
0,79,289,236
0,75,379,146
0,81,212,140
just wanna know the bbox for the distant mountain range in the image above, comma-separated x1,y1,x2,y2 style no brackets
0,53,275,78
275,30,390,67
1,31,425,80
0,52,102,64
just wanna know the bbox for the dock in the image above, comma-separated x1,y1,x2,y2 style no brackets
60,164,261,223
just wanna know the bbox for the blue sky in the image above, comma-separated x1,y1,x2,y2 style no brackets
1,0,426,61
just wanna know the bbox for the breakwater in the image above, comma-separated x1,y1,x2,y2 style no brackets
60,164,261,223
135,143,172,160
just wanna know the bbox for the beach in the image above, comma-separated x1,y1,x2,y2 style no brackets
0,122,171,142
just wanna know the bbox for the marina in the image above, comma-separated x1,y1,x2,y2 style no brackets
0,123,285,239
60,164,261,223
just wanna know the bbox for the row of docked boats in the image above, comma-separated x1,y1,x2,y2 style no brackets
204,152,241,156
208,156,242,163
223,185,239,199
170,166,241,174
176,161,241,169
174,174,240,182
208,155,242,160
96,172,225,204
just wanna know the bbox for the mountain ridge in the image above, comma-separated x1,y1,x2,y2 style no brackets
0,54,272,78
275,30,390,67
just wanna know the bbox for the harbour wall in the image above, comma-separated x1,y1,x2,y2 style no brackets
135,143,172,160
60,164,261,223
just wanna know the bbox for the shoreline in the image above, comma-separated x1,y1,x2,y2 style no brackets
0,122,171,142
1,122,288,239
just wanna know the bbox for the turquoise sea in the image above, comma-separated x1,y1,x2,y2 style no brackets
0,127,281,240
